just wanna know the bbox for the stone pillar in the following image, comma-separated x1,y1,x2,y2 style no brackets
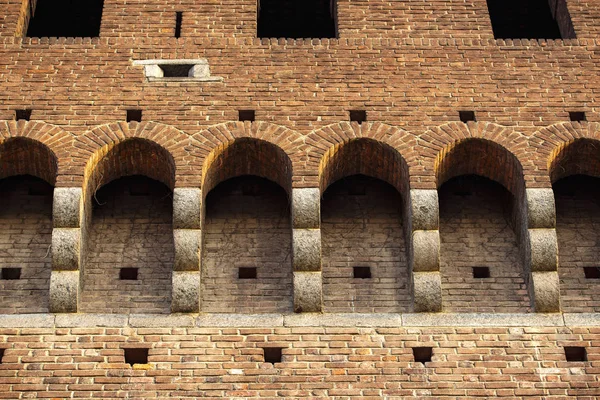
291,188,322,313
172,188,202,313
525,188,560,312
50,188,83,313
410,190,442,312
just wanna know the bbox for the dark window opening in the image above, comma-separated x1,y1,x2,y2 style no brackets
353,266,372,279
124,348,149,366
473,267,491,279
119,268,138,281
239,267,258,279
263,347,283,364
486,0,575,39
126,110,143,123
175,12,183,38
239,110,256,122
1,268,21,280
459,111,476,123
412,347,433,363
15,109,32,121
584,267,600,279
564,346,587,362
258,0,337,38
350,110,367,124
26,0,105,37
0,349,4,364
160,64,194,78
569,111,586,122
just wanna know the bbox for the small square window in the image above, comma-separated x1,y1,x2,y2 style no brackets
124,348,149,366
126,110,142,123
120,268,138,281
459,111,476,123
412,347,433,363
15,109,32,121
564,346,587,362
353,266,371,279
472,267,490,279
349,110,367,124
1,268,21,280
583,267,600,279
239,110,256,122
569,112,586,122
263,347,283,364
239,267,257,279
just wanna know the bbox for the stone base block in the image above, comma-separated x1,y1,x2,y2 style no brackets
528,229,558,272
413,271,442,313
172,271,200,313
174,229,201,271
49,270,79,313
293,271,322,313
292,188,320,229
52,228,81,270
526,188,556,229
173,188,202,229
410,190,439,231
53,187,82,228
531,271,560,313
292,229,321,271
412,230,440,272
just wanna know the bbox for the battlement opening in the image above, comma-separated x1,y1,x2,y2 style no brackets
257,0,337,38
26,0,105,38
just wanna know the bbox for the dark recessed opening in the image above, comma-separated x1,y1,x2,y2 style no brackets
473,267,491,279
239,110,256,122
459,111,476,123
124,348,149,366
119,268,138,281
348,184,366,196
0,349,5,364
353,266,372,279
349,110,367,124
584,267,600,279
1,268,21,280
160,64,194,78
15,109,32,121
412,347,433,363
569,111,586,122
241,183,261,196
175,12,183,38
28,181,52,196
26,0,105,37
126,110,142,123
129,182,151,196
453,191,472,197
263,347,283,364
258,0,336,38
239,267,258,280
564,346,587,362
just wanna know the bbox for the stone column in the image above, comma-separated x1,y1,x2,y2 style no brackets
410,190,442,312
171,188,202,312
291,188,322,313
50,188,83,313
525,188,560,312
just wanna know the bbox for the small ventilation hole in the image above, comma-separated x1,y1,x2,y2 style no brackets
412,347,433,363
239,110,255,122
569,111,586,122
126,109,142,122
472,267,490,279
15,109,32,121
583,267,600,279
1,268,21,280
239,267,257,279
353,266,371,279
349,110,367,124
160,64,194,77
124,348,149,366
459,111,476,123
119,268,138,281
175,12,183,38
564,347,587,362
263,347,283,364
0,349,5,364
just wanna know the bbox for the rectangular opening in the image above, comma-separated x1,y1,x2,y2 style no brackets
564,346,587,362
459,111,476,123
28,181,52,196
175,12,183,38
26,0,105,37
258,0,337,38
0,349,4,364
1,268,21,280
124,348,149,366
472,267,491,279
239,110,256,122
129,182,151,196
569,111,586,122
15,109,32,121
349,110,367,124
239,267,257,280
126,110,142,123
119,268,138,281
263,347,283,364
412,347,433,364
160,64,194,78
353,266,372,279
583,267,600,279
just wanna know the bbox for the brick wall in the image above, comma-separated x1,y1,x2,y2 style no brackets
81,176,174,314
439,176,531,313
321,175,409,313
201,176,293,313
0,176,51,314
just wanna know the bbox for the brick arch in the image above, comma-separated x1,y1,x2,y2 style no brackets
0,120,72,185
306,122,415,193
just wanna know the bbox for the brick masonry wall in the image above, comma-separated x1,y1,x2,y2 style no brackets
321,175,409,313
0,325,598,398
202,176,293,313
81,176,174,314
439,176,531,313
555,175,600,313
0,176,51,314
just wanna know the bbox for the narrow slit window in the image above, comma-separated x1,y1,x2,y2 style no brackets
26,0,105,37
350,110,367,124
412,347,433,363
120,268,138,281
0,349,4,364
1,268,21,280
239,267,257,279
263,347,283,364
15,109,32,121
126,110,143,123
583,267,600,279
160,64,194,78
353,266,372,279
239,110,256,122
124,348,149,366
564,346,587,362
175,12,183,38
569,111,586,122
473,267,491,279
258,0,337,38
459,111,476,123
